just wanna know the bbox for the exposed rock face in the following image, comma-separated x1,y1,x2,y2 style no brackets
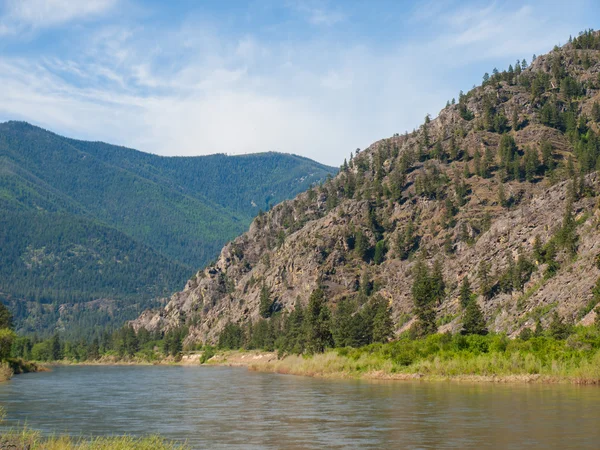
132,35,600,344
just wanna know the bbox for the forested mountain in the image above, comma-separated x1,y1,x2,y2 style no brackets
133,30,600,348
0,122,336,337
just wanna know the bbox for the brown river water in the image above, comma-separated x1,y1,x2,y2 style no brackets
0,365,598,449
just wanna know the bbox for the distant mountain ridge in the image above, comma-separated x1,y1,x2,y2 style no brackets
0,121,337,337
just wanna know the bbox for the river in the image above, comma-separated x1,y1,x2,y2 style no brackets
0,365,598,449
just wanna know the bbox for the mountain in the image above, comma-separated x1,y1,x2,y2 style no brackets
0,122,336,337
133,30,600,344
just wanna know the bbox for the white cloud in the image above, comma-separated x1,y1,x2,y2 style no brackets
0,0,117,34
286,0,345,26
0,1,592,166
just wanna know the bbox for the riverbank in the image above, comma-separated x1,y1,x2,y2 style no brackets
31,347,600,385
208,336,600,385
23,329,600,385
0,359,46,382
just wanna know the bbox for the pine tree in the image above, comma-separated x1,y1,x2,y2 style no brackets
354,230,371,261
331,298,356,348
548,311,571,340
259,283,273,318
512,108,519,131
411,260,438,337
524,146,540,181
483,147,494,178
541,140,555,172
371,296,394,343
431,259,446,305
478,261,493,299
461,300,488,335
373,240,387,265
0,303,13,330
51,333,62,361
557,184,578,257
304,288,333,353
459,277,473,309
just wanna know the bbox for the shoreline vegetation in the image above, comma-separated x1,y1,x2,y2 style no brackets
38,328,600,385
0,429,188,450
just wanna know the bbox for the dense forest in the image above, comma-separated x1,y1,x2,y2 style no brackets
0,122,336,337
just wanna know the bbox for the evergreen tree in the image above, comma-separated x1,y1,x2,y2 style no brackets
431,259,446,305
259,283,273,318
304,289,333,353
411,260,438,338
370,296,394,343
51,333,62,361
459,277,473,309
548,311,571,340
461,300,488,335
331,298,357,348
373,240,387,265
478,261,493,299
354,230,371,261
0,303,13,330
523,146,540,181
541,140,555,172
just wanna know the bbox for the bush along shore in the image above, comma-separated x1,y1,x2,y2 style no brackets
215,330,600,384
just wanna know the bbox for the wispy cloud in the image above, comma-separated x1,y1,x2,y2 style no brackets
286,0,345,26
0,0,118,34
0,1,594,165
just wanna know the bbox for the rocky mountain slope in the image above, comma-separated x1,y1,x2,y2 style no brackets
0,122,336,337
133,30,600,344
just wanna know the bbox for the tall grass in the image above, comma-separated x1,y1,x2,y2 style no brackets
0,430,188,450
0,408,188,449
248,327,600,383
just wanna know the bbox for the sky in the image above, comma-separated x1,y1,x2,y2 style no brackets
0,0,598,166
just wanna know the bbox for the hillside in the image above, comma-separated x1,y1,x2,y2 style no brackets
132,30,600,345
0,122,336,337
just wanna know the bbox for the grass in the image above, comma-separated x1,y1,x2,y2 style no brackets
0,406,188,449
244,327,600,384
0,430,188,450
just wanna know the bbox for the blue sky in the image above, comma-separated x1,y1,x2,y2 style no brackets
0,0,597,165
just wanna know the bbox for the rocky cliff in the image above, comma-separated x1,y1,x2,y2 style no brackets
133,31,600,344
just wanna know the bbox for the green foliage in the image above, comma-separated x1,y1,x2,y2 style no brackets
163,327,187,357
373,240,387,265
459,277,473,309
548,311,572,340
218,322,245,350
0,304,13,330
396,218,418,260
411,260,444,338
461,300,488,336
259,283,273,318
0,329,16,360
354,230,372,262
304,289,333,354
